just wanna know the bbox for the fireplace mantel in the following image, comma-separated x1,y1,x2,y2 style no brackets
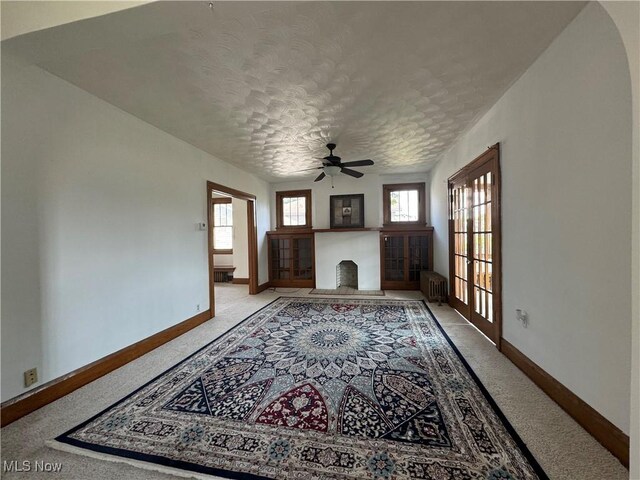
312,227,380,233
267,227,379,234
267,226,432,234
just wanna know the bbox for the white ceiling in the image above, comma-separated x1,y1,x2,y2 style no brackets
4,1,586,181
0,1,152,41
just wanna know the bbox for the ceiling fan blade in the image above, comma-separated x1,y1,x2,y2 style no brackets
340,167,364,178
314,172,326,182
340,159,374,167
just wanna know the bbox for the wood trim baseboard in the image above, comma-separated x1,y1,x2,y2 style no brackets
500,338,629,467
1,309,212,427
257,281,271,293
232,278,249,284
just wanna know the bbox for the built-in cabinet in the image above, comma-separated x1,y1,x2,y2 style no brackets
380,228,434,290
267,231,315,287
267,227,434,290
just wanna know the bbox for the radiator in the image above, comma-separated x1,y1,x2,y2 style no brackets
420,271,448,305
214,268,234,283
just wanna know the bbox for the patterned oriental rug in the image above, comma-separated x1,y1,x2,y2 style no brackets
52,298,547,480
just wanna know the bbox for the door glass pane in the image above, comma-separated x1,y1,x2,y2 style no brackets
272,238,292,280
451,182,469,304
293,237,312,279
408,235,429,281
470,171,493,323
384,236,404,281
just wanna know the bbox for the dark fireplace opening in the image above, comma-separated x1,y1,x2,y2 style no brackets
336,260,358,289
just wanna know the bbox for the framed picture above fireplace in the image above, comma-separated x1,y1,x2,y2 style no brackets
330,194,365,229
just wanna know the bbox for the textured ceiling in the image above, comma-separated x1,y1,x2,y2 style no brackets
7,1,585,181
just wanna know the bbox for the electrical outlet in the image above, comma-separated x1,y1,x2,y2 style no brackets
196,304,200,311
24,368,38,387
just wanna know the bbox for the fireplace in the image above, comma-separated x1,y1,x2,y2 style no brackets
336,260,358,289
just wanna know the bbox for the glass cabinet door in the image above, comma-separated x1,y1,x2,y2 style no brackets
268,234,315,287
271,237,291,280
383,235,405,281
408,234,430,281
381,231,432,289
293,236,313,280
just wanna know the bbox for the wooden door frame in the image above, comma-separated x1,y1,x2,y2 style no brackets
447,144,502,348
207,181,259,318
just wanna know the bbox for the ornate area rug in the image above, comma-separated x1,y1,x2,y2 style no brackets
53,297,547,480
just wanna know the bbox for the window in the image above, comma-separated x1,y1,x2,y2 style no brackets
212,198,233,253
276,190,312,229
383,182,426,226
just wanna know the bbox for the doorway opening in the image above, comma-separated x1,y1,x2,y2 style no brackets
448,144,502,347
207,181,259,317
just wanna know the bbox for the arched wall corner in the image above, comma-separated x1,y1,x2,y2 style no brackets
598,1,640,476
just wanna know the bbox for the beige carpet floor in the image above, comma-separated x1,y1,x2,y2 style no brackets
0,285,629,479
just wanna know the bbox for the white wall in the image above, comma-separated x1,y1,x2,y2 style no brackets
1,63,271,402
270,172,430,229
213,253,233,267
430,2,632,434
232,197,249,278
315,232,380,290
0,1,151,41
598,1,640,475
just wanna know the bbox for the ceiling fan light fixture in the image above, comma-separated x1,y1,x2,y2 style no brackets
324,165,341,177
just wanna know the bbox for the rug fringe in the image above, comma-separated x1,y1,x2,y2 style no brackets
45,440,222,479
